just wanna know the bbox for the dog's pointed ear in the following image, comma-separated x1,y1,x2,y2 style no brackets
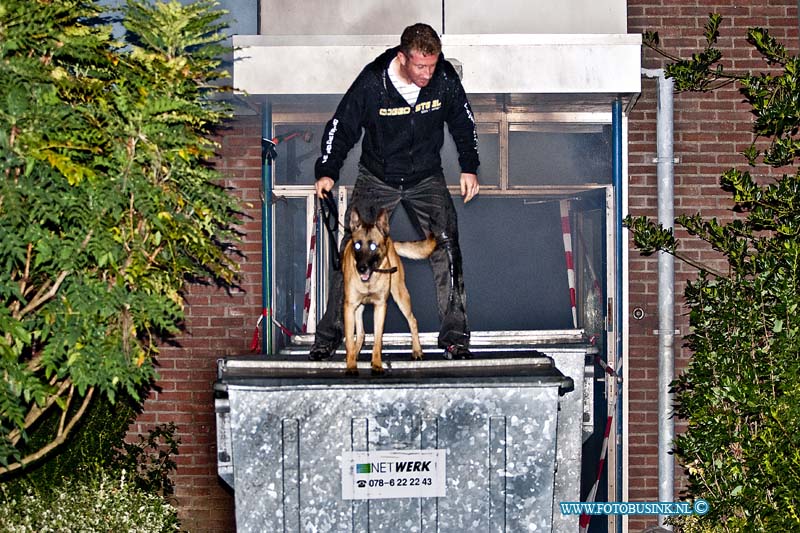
349,207,362,232
376,209,390,236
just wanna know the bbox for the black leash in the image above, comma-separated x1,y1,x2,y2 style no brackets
318,190,341,271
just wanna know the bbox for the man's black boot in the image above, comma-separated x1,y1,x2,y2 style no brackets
308,342,337,361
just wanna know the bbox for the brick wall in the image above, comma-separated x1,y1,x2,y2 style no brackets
627,1,797,531
131,114,264,533
131,3,799,532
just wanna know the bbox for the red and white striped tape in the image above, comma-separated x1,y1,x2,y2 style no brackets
580,413,614,532
560,199,578,328
579,355,620,532
302,210,318,333
250,310,294,352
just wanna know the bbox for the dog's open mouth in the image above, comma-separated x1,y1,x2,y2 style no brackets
360,271,372,282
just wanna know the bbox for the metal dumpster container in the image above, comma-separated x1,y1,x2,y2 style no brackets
215,341,585,533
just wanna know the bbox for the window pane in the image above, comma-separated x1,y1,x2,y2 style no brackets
509,123,612,186
569,191,607,337
272,123,362,187
273,196,309,349
442,123,500,187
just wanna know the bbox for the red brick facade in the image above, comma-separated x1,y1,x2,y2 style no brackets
627,1,797,531
129,116,265,533
133,3,799,532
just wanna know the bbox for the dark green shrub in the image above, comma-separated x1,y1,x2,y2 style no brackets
0,415,183,532
111,421,180,498
1,392,140,499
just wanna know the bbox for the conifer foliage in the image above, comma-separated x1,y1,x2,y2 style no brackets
0,0,238,473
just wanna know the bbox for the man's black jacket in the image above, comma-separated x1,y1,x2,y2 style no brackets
314,46,480,188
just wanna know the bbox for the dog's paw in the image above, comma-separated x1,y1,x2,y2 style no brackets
344,367,359,376
370,365,385,375
411,350,424,360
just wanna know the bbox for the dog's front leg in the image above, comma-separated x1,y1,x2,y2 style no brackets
371,301,387,374
354,304,366,356
344,300,359,375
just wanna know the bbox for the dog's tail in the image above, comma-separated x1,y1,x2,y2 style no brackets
393,235,436,260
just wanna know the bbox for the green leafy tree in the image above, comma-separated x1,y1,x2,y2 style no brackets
0,0,239,473
628,15,800,531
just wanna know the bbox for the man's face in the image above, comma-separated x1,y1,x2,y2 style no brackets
398,50,438,88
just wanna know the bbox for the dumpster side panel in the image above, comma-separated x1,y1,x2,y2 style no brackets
229,383,560,532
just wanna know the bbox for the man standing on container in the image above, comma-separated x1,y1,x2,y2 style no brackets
309,22,480,361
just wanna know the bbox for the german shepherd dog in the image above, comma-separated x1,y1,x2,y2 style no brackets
343,207,436,375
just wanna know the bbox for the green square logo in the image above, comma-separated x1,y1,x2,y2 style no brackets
356,463,371,474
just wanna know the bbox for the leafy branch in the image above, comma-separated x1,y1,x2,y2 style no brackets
0,0,239,472
643,14,746,92
623,215,726,277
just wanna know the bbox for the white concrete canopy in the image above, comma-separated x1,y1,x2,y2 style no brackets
232,33,641,104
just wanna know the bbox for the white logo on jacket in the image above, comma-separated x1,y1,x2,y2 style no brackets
378,100,441,117
379,106,411,116
415,99,441,114
321,118,339,164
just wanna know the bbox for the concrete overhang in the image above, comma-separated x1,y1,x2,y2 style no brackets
232,33,641,111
